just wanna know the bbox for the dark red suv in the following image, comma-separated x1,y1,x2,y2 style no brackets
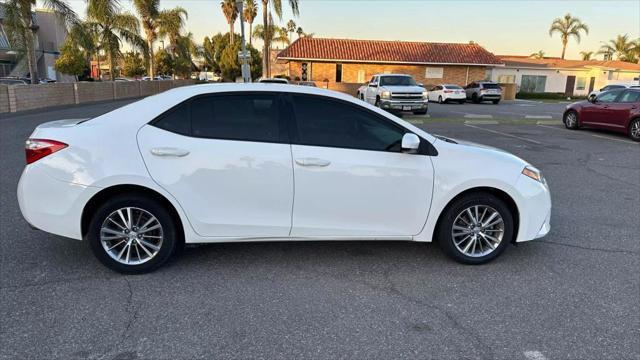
563,88,640,142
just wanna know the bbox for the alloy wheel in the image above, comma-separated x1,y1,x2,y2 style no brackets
451,205,504,257
565,112,577,128
100,207,164,266
631,120,640,139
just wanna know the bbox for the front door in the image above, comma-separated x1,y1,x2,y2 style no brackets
287,94,434,237
137,92,294,237
565,76,576,97
365,76,379,104
584,89,625,128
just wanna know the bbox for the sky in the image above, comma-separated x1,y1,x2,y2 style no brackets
57,0,640,60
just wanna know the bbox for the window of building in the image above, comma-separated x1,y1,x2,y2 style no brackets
291,95,407,152
576,77,587,90
497,75,516,84
335,64,342,83
520,75,547,93
425,67,444,79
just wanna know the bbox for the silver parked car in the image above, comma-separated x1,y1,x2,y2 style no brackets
465,81,502,104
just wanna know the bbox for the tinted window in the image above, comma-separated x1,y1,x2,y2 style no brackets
619,90,640,103
602,85,625,91
379,76,417,86
153,102,191,135
481,83,501,89
191,94,281,142
444,85,462,89
596,90,624,103
292,95,407,152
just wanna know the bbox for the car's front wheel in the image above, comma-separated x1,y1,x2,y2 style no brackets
87,194,178,274
437,192,514,264
564,110,579,130
629,118,640,142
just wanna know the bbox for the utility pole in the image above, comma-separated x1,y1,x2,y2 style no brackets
236,0,251,83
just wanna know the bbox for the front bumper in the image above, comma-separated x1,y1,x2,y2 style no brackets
513,174,551,242
379,99,428,112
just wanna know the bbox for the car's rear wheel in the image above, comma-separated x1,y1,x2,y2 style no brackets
458,100,465,104
629,118,640,142
437,192,514,264
438,95,444,104
87,194,178,274
564,110,579,130
472,93,480,103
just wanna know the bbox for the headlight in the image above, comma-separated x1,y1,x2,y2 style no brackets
522,166,545,183
422,91,429,99
381,91,391,99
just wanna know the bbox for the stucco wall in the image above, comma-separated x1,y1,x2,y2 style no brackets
114,82,140,99
75,81,114,103
0,85,9,113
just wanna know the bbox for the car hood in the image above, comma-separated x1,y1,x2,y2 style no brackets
380,85,425,93
435,135,529,166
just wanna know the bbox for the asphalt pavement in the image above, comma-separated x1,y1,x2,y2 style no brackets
1,100,638,360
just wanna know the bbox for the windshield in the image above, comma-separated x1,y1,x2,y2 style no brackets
444,85,463,89
380,76,417,86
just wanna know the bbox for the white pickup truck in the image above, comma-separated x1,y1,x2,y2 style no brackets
356,74,428,115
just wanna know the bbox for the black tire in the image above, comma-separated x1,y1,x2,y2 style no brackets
629,118,640,142
436,192,514,265
438,95,444,104
374,97,381,107
472,93,480,103
87,194,178,274
492,99,500,104
563,110,579,130
413,109,428,115
458,100,465,104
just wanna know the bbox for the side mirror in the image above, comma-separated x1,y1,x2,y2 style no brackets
369,83,378,88
401,133,420,153
418,83,424,87
589,96,597,103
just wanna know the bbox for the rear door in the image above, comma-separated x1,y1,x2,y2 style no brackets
137,92,294,237
607,90,640,130
286,94,434,237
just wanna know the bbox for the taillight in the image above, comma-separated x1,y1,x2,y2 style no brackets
444,90,453,93
25,139,67,164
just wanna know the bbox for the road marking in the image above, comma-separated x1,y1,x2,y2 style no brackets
465,124,542,144
517,104,537,107
537,124,563,130
464,114,493,119
525,115,552,119
524,351,548,360
591,134,638,145
464,120,498,125
536,120,561,125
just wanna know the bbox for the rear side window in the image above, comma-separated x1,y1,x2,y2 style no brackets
618,91,640,103
291,95,406,152
153,102,190,135
190,94,281,142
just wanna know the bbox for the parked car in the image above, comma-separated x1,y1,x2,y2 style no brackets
0,78,28,85
297,81,317,87
428,84,466,104
588,84,640,101
465,81,502,104
356,74,428,115
18,84,551,273
563,88,640,141
114,77,134,82
258,78,289,84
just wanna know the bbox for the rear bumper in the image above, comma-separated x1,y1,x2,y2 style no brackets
444,93,466,100
480,94,502,100
17,163,100,240
379,99,428,111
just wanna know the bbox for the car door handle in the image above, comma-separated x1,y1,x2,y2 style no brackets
150,147,190,157
295,158,331,167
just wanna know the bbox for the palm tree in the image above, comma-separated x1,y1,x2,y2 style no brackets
261,0,300,77
86,0,146,81
296,26,304,38
243,0,258,46
221,0,238,43
579,51,594,61
134,0,187,79
286,19,296,41
548,13,589,59
598,34,635,62
66,20,100,77
529,50,545,59
2,0,78,83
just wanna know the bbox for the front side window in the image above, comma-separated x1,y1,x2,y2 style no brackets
596,89,624,103
292,95,407,152
190,94,282,142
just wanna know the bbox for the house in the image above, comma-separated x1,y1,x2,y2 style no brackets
0,5,72,82
489,56,640,96
276,37,504,91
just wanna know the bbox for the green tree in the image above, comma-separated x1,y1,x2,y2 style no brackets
2,0,78,83
202,36,216,71
154,48,174,76
133,0,187,79
598,34,636,62
579,51,594,60
173,32,202,78
286,19,296,41
243,0,258,46
261,0,299,77
548,13,589,59
86,0,147,80
221,0,238,43
54,40,86,78
219,39,261,81
122,51,146,77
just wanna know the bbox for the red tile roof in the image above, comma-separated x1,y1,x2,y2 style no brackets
278,37,504,66
498,56,640,71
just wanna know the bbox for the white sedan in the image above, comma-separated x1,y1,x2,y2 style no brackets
18,84,551,273
428,84,467,104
